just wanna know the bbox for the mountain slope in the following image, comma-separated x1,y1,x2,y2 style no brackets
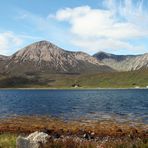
3,41,113,75
0,55,8,73
93,52,148,71
0,55,8,60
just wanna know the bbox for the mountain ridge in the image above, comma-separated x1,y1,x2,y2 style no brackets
1,40,113,75
93,51,148,71
0,41,148,88
0,40,148,73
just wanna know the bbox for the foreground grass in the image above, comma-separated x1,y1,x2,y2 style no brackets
0,134,16,148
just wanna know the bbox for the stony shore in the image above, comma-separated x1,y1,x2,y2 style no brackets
0,116,148,147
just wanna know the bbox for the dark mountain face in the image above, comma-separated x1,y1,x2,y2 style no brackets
0,55,9,73
1,41,113,75
93,51,135,61
93,52,148,71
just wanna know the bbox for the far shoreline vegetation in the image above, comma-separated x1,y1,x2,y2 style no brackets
0,69,148,89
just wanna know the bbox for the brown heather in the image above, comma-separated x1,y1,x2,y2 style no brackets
0,116,148,147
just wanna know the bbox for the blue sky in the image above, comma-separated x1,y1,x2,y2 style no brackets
0,0,148,55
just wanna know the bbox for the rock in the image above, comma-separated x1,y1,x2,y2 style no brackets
52,132,61,138
16,136,30,148
16,131,51,148
90,132,95,139
39,129,54,135
83,133,91,140
83,131,96,140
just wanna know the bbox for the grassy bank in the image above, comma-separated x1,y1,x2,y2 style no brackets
0,70,148,88
0,116,148,148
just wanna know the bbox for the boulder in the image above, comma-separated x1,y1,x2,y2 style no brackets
16,131,51,148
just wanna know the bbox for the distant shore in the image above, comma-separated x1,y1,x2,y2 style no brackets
0,87,148,90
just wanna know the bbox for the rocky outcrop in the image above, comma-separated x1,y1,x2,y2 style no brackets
16,131,51,148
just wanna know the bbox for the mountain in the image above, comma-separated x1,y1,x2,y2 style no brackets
2,41,113,75
0,42,148,88
0,55,8,60
0,55,8,73
93,51,148,71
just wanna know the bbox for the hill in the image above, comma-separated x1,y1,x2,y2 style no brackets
1,41,113,75
0,69,148,88
93,52,148,71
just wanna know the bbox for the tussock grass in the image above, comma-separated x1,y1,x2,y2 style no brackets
0,133,16,148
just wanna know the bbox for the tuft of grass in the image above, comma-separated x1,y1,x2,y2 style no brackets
0,133,17,148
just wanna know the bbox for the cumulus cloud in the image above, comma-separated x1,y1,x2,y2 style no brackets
0,31,40,55
55,6,147,39
53,0,148,53
10,0,147,54
72,38,144,53
0,31,23,55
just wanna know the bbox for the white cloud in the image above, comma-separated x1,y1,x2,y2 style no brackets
0,31,41,55
55,5,148,39
9,1,147,55
72,38,145,53
54,0,148,53
0,31,23,55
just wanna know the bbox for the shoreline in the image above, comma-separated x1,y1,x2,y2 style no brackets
0,116,147,135
0,87,148,90
0,116,147,147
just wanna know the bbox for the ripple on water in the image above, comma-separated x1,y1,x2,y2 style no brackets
0,89,147,123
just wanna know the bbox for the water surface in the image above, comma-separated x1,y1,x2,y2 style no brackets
0,89,147,123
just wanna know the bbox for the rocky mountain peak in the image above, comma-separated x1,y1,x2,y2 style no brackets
11,40,65,62
3,41,113,74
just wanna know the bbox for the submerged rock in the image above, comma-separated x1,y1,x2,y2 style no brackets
16,131,51,148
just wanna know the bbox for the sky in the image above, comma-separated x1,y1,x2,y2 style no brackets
0,0,148,56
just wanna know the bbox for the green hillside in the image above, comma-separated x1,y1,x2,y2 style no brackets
0,70,148,88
